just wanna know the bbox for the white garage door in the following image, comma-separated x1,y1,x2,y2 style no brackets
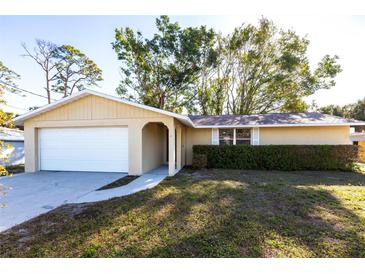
39,127,128,172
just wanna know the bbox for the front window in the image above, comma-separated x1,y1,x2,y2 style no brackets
236,128,251,145
219,128,251,145
219,128,234,145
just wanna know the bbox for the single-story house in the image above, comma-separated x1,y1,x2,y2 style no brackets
13,90,365,176
0,127,25,167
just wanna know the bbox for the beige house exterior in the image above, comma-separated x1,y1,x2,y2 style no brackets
14,90,365,176
350,132,365,162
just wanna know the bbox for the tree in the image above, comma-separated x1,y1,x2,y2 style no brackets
318,104,345,117
0,61,20,178
319,98,365,121
349,98,365,121
0,61,21,98
112,16,217,113
22,40,103,103
113,16,341,115
22,39,59,104
318,98,365,132
197,34,230,115
52,45,103,97
221,18,342,114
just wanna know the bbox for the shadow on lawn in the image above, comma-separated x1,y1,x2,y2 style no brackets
144,170,365,257
1,169,365,257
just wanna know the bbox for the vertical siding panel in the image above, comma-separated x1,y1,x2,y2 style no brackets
129,105,136,117
112,101,118,118
86,96,92,119
94,95,99,119
67,99,77,120
119,101,126,118
29,94,171,121
90,96,95,120
64,104,69,120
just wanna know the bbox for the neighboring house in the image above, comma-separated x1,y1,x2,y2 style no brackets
13,90,365,176
0,127,25,167
350,132,365,162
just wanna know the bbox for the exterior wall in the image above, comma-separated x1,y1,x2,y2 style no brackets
260,126,351,145
23,95,175,175
359,141,365,163
142,123,165,173
185,128,211,165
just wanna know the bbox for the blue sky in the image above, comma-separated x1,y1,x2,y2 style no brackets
1,15,365,114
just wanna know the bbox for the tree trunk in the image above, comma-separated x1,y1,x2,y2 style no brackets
46,70,51,104
63,77,68,97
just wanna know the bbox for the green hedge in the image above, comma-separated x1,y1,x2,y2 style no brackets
192,145,359,171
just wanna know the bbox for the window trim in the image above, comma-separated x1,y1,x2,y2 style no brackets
251,128,260,145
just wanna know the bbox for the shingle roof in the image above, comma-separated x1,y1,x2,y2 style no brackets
188,112,365,127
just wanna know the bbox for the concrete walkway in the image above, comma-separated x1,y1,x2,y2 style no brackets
75,166,168,203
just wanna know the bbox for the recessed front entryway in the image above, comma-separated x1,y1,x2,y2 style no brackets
142,122,170,173
39,127,128,172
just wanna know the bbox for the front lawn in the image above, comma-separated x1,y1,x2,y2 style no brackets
1,168,365,257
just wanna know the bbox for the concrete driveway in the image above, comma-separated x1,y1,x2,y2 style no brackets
0,171,126,232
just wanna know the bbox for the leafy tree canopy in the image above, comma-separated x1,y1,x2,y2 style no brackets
319,97,365,122
22,40,103,103
0,61,20,98
113,15,217,113
52,45,103,97
113,16,342,115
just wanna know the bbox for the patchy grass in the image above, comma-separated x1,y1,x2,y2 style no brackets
1,168,365,258
97,176,139,191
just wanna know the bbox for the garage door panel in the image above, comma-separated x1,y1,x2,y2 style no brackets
41,153,127,162
39,127,128,172
42,159,128,172
43,151,128,161
41,142,124,150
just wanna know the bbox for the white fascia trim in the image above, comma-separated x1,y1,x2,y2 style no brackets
194,123,365,128
13,90,194,127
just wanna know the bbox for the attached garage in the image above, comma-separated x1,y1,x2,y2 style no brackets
39,127,129,172
14,90,187,176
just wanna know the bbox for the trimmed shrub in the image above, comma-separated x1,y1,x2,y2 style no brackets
192,154,207,169
193,145,359,171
